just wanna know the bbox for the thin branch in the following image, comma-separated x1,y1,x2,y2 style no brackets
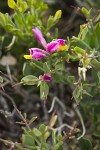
0,89,31,131
73,103,86,140
56,123,74,131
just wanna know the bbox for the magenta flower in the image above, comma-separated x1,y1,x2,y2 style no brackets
32,27,47,49
24,27,67,60
32,27,67,53
29,48,46,60
43,74,52,82
39,74,52,82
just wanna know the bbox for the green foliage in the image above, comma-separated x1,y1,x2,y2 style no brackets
40,81,49,100
8,0,17,9
0,0,100,149
21,75,39,85
47,10,62,31
79,137,93,150
14,115,64,150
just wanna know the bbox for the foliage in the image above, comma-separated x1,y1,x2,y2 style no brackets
0,0,100,150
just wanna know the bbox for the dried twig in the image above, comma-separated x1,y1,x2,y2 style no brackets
73,103,86,140
0,89,31,131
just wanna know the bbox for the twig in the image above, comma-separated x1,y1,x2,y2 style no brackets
48,96,66,113
48,96,74,117
73,103,86,140
0,89,31,131
6,65,13,83
56,123,74,131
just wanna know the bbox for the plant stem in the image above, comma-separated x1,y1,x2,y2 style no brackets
0,89,31,131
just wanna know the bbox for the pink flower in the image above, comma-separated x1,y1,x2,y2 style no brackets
24,27,67,60
29,48,46,60
32,27,66,53
43,74,52,82
39,74,52,82
32,27,47,49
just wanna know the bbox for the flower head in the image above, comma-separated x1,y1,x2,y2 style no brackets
56,39,67,51
43,74,52,82
39,74,52,82
32,27,67,53
24,48,46,60
24,27,67,60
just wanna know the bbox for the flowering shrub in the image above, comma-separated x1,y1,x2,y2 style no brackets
0,0,100,149
22,20,100,102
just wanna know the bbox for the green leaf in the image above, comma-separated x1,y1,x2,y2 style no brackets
0,76,3,83
47,10,62,30
8,0,17,9
47,16,54,30
57,135,63,141
18,1,28,13
53,141,63,150
0,13,7,27
33,128,42,137
50,115,57,127
92,133,100,140
97,71,100,83
14,13,24,29
40,82,49,100
5,24,15,32
67,76,75,84
73,46,85,54
15,143,28,150
91,59,100,69
52,130,56,145
52,72,64,83
29,117,37,125
73,84,83,103
30,60,43,71
81,7,91,16
22,135,34,146
78,25,88,40
12,29,23,36
79,137,93,150
39,124,47,133
23,62,34,76
21,75,39,85
43,62,51,74
53,10,62,23
44,131,50,140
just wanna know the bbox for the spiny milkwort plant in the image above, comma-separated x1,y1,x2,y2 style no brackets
0,0,100,149
22,8,100,102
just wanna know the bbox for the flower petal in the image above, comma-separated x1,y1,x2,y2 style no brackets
58,45,67,51
56,39,65,46
24,55,32,59
29,48,46,55
32,27,47,49
32,52,46,60
46,41,59,53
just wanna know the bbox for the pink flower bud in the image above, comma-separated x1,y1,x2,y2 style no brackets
43,74,52,82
